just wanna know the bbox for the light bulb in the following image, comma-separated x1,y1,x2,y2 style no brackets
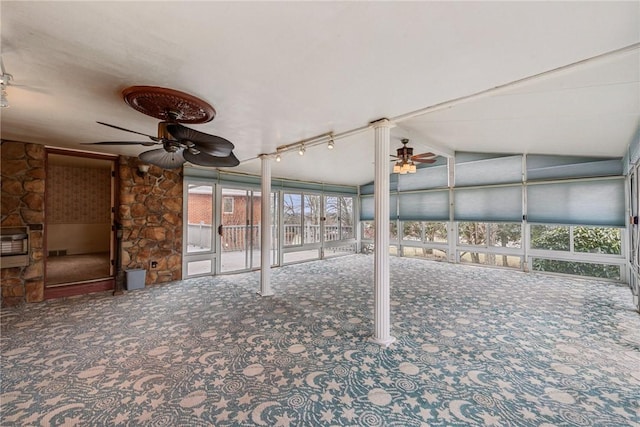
327,138,334,150
275,154,281,162
299,146,305,156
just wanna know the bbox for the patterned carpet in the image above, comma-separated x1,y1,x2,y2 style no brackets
1,255,639,426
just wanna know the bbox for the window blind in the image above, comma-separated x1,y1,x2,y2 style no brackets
455,155,522,186
527,178,625,226
454,185,522,222
397,165,448,191
526,155,622,181
398,190,449,221
360,194,398,221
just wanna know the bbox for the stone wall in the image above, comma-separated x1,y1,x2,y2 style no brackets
1,141,46,307
0,143,185,306
119,157,183,284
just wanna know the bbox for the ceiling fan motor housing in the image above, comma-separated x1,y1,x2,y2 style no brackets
397,139,414,164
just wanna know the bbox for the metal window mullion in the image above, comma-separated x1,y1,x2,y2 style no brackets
215,183,222,274
448,158,457,262
244,190,250,269
569,225,575,253
320,194,325,259
182,180,189,278
340,196,344,241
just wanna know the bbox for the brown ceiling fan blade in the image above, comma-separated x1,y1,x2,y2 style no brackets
139,148,186,169
82,141,157,147
183,150,240,168
413,158,437,164
412,152,436,158
167,124,234,157
97,121,160,142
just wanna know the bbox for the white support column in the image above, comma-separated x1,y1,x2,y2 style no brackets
259,154,273,296
371,119,396,347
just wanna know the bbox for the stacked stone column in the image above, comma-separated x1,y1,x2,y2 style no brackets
118,157,183,285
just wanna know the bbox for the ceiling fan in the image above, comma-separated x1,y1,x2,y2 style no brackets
84,86,239,169
391,138,437,174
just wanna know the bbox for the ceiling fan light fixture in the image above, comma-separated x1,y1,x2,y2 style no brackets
392,138,436,174
137,164,150,177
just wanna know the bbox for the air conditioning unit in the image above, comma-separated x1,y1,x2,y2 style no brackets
1,227,29,268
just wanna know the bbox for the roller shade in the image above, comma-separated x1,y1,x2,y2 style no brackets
527,178,625,226
398,190,449,221
360,194,398,221
454,185,522,222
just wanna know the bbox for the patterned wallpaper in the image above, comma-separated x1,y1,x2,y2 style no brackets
46,165,111,224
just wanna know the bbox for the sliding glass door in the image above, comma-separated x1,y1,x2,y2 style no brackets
220,188,258,272
219,188,278,273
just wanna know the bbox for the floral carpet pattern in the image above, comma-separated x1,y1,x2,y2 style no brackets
1,255,639,426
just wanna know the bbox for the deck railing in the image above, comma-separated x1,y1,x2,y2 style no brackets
187,223,353,252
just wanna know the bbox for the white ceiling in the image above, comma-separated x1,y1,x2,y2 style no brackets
1,1,639,186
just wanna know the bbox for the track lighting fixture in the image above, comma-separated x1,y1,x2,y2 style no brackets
0,87,8,108
327,137,335,150
275,154,281,162
299,145,305,156
0,57,12,108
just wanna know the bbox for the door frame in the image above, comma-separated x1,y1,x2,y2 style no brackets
218,185,262,274
43,148,118,299
182,179,218,278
